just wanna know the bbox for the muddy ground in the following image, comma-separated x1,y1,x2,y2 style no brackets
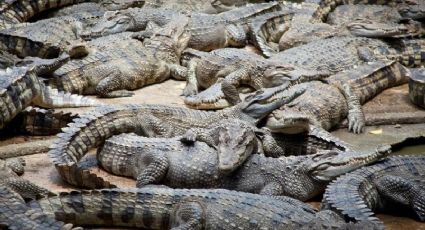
1,80,424,230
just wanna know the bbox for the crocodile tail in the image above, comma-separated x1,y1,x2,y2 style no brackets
0,32,61,58
0,0,87,28
306,0,344,22
322,156,425,224
1,106,79,136
48,104,145,188
397,39,425,67
248,11,293,57
33,85,100,108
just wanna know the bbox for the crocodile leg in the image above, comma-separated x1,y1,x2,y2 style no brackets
221,68,251,105
171,201,204,230
375,175,425,221
135,153,169,187
135,111,177,137
225,24,247,47
169,63,187,81
335,83,365,134
183,61,200,96
96,68,135,98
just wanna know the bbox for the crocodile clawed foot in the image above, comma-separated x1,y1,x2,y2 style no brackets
180,129,197,145
182,84,198,96
347,112,365,134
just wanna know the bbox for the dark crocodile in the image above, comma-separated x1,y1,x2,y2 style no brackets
84,3,281,51
264,60,409,137
1,106,78,136
0,56,98,129
27,187,380,229
49,20,189,98
322,156,425,224
98,132,389,201
48,90,299,188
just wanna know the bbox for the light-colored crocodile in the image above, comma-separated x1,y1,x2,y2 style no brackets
49,20,189,98
48,90,299,188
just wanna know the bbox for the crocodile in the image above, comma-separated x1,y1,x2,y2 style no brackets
1,106,78,136
142,0,249,14
278,19,415,51
0,0,89,30
264,60,409,136
322,156,425,224
408,67,425,108
48,90,300,188
181,47,265,96
27,187,381,229
97,119,258,188
0,56,98,129
98,132,389,201
270,36,425,74
84,2,281,51
49,20,189,98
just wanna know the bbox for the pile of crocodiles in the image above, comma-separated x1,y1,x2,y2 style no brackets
0,0,425,229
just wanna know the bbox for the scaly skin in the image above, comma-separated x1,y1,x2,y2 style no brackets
0,158,74,230
0,0,89,29
409,67,425,108
182,48,281,109
98,119,258,188
322,156,425,224
327,4,402,26
142,0,246,14
50,21,189,98
27,187,380,229
48,91,299,188
0,58,98,129
265,60,409,136
1,106,78,136
84,3,281,51
0,14,91,59
99,133,389,202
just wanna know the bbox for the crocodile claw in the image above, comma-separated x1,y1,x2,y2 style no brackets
348,111,365,134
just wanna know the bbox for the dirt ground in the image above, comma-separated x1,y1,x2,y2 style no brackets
1,80,424,229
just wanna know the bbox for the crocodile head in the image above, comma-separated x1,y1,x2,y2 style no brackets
307,145,392,181
266,107,312,134
347,19,409,38
217,121,258,173
261,61,295,88
82,11,136,39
